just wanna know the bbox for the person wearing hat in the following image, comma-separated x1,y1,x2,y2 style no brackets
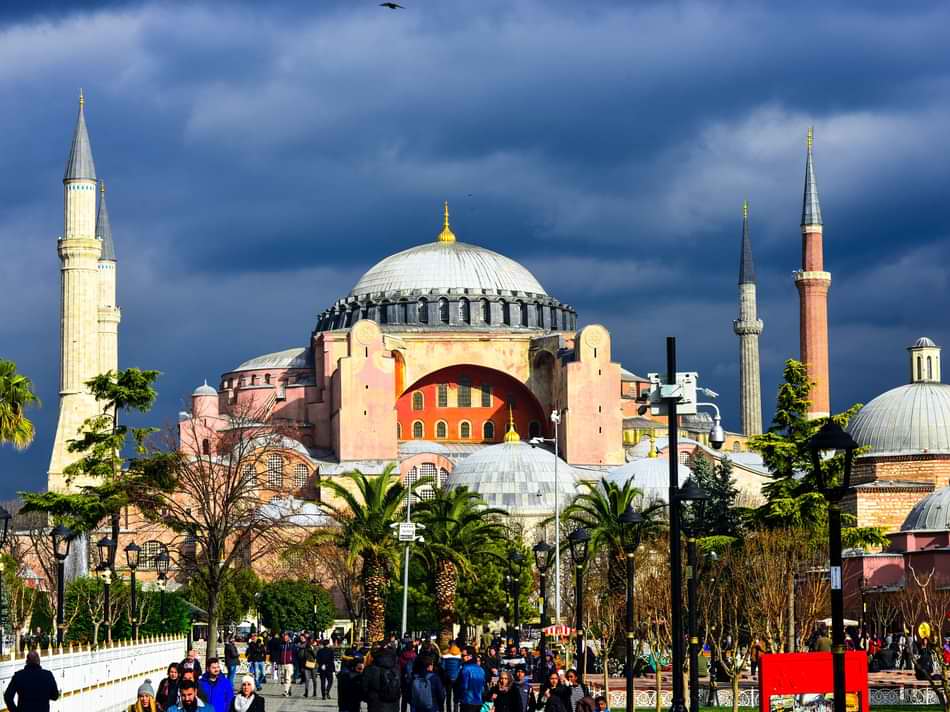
130,679,158,712
3,650,60,712
230,676,265,712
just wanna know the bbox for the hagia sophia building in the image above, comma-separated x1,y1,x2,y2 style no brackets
44,94,950,591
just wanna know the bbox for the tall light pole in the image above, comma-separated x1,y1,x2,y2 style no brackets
568,527,590,683
529,409,563,624
51,524,74,647
156,550,170,627
0,506,11,657
809,420,858,712
511,551,524,648
678,478,709,712
125,542,141,640
619,505,644,712
533,540,553,670
394,482,425,637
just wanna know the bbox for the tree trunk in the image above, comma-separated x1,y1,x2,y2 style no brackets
435,559,458,648
654,657,662,712
363,557,388,644
732,666,740,712
206,588,220,665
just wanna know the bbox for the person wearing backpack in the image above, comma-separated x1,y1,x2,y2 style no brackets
411,656,445,712
362,645,403,712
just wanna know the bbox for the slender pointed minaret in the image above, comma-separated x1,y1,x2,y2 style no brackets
49,92,104,492
794,127,831,418
96,181,120,380
733,200,763,435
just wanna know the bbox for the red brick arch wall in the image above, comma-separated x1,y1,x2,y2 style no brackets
397,365,547,443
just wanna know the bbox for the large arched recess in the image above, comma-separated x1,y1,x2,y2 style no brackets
397,365,547,443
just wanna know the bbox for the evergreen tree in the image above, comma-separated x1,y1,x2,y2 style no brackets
690,455,740,537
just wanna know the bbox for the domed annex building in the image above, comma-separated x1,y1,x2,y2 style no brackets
844,338,950,533
179,203,625,515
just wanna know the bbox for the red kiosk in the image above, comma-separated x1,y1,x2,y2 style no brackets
758,652,869,712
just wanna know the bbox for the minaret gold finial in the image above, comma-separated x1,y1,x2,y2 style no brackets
437,200,456,243
79,89,84,108
807,126,814,151
504,404,520,443
742,199,749,219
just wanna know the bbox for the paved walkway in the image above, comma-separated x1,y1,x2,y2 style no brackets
252,676,340,712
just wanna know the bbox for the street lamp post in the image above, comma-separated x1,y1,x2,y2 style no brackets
125,542,141,640
156,550,170,627
568,527,591,683
619,505,644,712
51,524,74,646
96,537,115,644
533,540,554,668
511,551,524,649
809,420,858,712
678,478,709,712
0,506,11,657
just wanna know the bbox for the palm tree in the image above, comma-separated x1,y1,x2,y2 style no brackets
561,478,665,594
312,463,423,643
414,486,507,647
0,360,40,450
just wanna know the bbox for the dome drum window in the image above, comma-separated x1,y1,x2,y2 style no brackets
267,454,284,489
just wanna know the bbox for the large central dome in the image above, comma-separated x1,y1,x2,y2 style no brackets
350,240,547,298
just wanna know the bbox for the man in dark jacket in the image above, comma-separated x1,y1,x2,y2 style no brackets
181,648,203,679
362,645,403,712
338,657,364,712
246,633,267,691
318,639,337,699
3,651,60,712
224,637,241,686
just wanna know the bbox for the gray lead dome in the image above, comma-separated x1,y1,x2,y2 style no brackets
848,382,950,455
901,486,950,531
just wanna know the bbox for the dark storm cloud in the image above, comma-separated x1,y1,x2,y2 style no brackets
2,0,950,496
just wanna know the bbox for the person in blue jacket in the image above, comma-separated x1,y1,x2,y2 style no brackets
198,658,234,712
456,647,485,712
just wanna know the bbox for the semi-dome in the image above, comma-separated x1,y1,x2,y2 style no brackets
606,457,691,503
446,440,579,516
848,382,950,455
901,486,950,531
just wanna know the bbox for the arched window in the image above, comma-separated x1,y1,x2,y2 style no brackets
732,441,741,453
405,465,420,504
460,421,471,439
264,374,271,385
378,303,388,324
481,299,491,324
418,298,428,324
412,392,424,410
438,468,449,488
458,376,471,407
437,384,448,408
439,298,450,324
250,375,258,385
481,384,492,407
529,421,541,439
678,451,689,466
535,302,543,326
277,380,287,400
294,463,308,489
412,421,424,439
928,356,933,380
459,298,470,324
483,421,495,441
436,421,448,439
399,302,409,324
267,454,283,489
918,357,923,380
520,301,528,326
201,439,210,456
239,376,247,387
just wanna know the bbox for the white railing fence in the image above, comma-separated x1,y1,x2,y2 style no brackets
0,635,186,712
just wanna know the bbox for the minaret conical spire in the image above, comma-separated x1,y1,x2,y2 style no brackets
64,90,97,181
96,181,116,261
801,127,822,227
739,199,755,284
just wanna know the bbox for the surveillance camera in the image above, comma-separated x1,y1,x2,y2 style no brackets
709,420,725,450
637,405,648,416
700,387,719,399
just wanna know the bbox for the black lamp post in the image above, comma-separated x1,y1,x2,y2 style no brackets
533,540,554,668
809,420,858,712
568,527,591,683
125,542,141,639
0,505,10,656
51,524,74,646
511,551,524,648
678,478,709,712
96,536,115,643
619,505,644,712
156,550,170,626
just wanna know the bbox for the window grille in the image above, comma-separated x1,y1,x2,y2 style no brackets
460,421,471,439
413,421,424,439
483,421,495,441
481,385,492,407
294,463,308,489
412,392,424,410
437,384,448,408
267,454,283,489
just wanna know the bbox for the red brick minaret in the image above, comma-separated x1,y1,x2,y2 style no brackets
795,127,831,418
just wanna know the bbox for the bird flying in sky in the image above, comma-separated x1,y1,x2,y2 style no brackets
380,2,405,8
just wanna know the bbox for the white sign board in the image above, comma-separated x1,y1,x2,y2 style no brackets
398,522,417,542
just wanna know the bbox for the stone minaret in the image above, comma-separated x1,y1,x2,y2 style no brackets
49,93,104,492
794,128,831,419
96,181,120,377
733,200,763,436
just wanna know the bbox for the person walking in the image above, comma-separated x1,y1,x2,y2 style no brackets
225,638,241,687
302,637,320,698
457,647,486,712
562,670,588,712
167,680,209,712
487,670,522,712
199,658,235,712
338,656,365,712
267,633,281,683
536,671,570,712
411,655,445,712
3,651,60,712
278,632,297,697
229,676,265,712
362,644,403,712
513,667,536,712
246,634,267,691
157,664,183,712
130,680,158,712
441,643,462,712
318,639,338,699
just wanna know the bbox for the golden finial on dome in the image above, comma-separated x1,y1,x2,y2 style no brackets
504,404,520,443
437,200,456,243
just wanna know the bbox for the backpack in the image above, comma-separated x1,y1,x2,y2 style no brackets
412,675,435,712
380,666,403,702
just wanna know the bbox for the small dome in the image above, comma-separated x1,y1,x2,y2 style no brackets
192,380,217,397
901,486,950,531
607,457,691,503
848,382,950,455
446,441,578,516
913,337,938,348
